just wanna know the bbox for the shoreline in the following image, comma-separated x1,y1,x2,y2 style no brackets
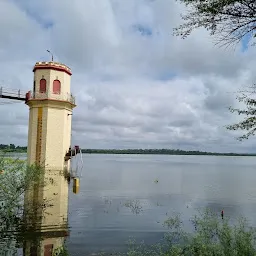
1,149,255,157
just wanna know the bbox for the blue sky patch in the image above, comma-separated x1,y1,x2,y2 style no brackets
12,1,54,30
42,21,54,29
157,71,177,81
241,33,252,52
133,24,153,37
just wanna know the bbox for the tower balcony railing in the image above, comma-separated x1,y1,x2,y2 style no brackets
26,91,75,105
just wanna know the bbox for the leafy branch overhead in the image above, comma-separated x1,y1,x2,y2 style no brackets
175,0,256,141
174,0,256,47
226,85,256,140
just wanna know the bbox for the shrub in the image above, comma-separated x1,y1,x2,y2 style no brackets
112,209,256,256
0,155,44,252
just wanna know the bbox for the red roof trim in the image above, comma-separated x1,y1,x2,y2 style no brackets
33,65,72,76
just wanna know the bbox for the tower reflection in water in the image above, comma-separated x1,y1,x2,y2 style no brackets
22,168,69,256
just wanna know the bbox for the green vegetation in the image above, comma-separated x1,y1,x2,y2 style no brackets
0,154,70,255
0,157,42,232
82,148,256,156
49,209,256,256
174,0,255,47
0,155,44,253
110,209,256,256
227,89,256,141
53,245,69,256
0,144,27,153
174,0,256,141
2,144,256,156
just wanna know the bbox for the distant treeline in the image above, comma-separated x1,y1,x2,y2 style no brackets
0,144,27,152
81,148,256,156
1,144,256,156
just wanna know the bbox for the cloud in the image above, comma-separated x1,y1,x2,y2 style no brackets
1,0,256,153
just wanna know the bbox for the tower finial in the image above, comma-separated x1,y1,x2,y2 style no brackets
47,50,54,61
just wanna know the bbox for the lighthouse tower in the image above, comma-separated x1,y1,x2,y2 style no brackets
26,61,76,171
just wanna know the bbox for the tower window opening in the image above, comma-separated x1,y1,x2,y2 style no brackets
53,80,61,94
39,79,47,93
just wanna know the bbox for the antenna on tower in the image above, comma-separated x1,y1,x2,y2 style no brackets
47,50,54,61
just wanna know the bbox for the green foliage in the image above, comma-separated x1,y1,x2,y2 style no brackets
227,86,256,140
124,200,143,215
0,154,70,255
174,0,256,47
1,146,256,155
0,155,44,251
0,144,27,153
82,148,255,156
174,1,256,140
53,245,69,256
111,209,256,256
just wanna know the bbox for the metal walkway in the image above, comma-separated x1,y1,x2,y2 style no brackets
0,87,26,101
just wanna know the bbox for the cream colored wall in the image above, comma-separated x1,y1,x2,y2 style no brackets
44,106,72,170
41,169,69,228
41,106,48,167
33,68,71,101
24,63,74,255
27,107,35,165
27,106,36,165
27,101,73,170
28,63,74,170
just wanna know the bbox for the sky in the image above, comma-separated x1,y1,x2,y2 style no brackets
0,0,256,153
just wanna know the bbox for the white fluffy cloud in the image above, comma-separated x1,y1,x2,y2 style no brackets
1,0,256,152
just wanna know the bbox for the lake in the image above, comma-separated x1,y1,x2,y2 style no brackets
65,154,256,255
2,153,256,255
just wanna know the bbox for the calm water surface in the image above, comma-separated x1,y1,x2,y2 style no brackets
66,154,256,255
